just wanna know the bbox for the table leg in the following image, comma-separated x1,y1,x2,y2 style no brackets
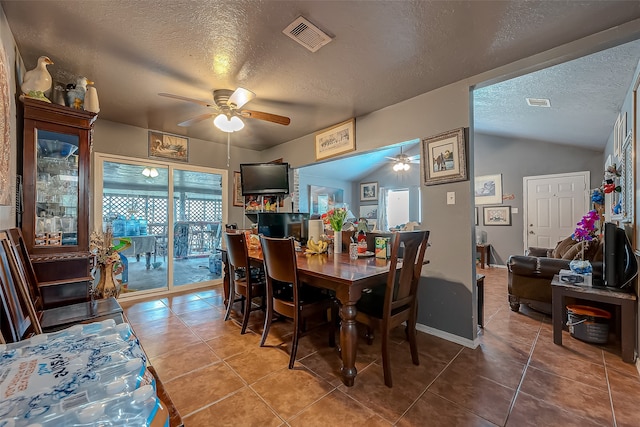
552,287,563,345
221,252,230,307
339,302,358,387
620,299,636,363
145,252,151,270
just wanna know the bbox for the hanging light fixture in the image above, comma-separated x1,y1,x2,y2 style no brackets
213,114,244,132
393,161,410,172
141,167,159,178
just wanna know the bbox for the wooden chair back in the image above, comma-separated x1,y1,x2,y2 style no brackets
6,228,43,311
260,236,299,286
0,230,42,342
223,232,250,271
385,230,429,315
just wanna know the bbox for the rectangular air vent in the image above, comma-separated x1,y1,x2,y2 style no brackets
283,16,332,52
526,98,551,107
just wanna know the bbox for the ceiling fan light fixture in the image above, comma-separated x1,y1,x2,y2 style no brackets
142,167,151,177
214,114,244,132
403,163,410,171
142,167,159,178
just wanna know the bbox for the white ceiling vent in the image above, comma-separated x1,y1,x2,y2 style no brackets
526,97,551,107
282,16,332,52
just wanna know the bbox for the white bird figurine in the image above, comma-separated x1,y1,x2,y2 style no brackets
66,76,94,109
21,56,53,102
84,84,100,113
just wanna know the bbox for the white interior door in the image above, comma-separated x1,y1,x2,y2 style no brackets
523,172,590,251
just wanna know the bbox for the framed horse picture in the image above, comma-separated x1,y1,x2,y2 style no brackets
422,128,468,185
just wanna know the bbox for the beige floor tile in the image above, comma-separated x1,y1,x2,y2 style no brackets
184,387,282,427
252,366,335,420
398,391,498,427
150,341,220,382
225,346,291,384
164,363,245,415
289,389,391,426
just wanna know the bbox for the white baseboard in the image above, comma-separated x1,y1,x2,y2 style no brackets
416,322,478,349
636,358,640,376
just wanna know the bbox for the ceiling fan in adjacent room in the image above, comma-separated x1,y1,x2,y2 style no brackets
158,87,291,132
385,147,420,171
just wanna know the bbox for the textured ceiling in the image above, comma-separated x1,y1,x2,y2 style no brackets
2,1,640,153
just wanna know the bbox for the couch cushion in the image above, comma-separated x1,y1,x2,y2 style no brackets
560,242,583,260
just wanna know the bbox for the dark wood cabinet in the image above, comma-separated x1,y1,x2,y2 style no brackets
20,97,97,308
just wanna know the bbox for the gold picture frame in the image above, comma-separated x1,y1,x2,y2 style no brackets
233,171,244,207
422,128,468,185
148,130,188,162
315,119,356,161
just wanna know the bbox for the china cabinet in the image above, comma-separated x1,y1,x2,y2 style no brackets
20,97,97,308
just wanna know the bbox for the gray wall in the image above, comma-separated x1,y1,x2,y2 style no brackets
474,133,603,265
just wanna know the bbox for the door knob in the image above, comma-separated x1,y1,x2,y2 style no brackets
529,231,535,234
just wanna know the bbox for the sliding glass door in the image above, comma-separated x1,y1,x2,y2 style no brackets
94,154,227,297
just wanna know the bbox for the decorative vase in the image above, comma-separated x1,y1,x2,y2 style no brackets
94,259,121,299
334,230,342,253
569,259,593,275
84,86,100,113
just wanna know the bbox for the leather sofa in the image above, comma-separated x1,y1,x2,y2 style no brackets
507,236,603,313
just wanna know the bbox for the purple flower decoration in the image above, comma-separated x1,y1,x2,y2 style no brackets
572,210,599,243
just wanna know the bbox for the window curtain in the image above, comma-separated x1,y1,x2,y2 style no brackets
377,187,387,232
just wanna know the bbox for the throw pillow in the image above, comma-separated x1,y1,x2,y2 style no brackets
561,243,582,260
552,236,576,259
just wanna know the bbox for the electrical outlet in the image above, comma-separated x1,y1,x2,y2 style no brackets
447,192,455,205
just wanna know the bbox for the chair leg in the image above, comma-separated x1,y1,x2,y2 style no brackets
381,329,392,387
407,322,420,366
260,298,273,347
328,304,337,348
289,313,301,369
240,293,251,334
366,326,374,345
224,284,235,321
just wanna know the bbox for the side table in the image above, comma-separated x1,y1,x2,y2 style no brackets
551,275,637,363
476,244,491,269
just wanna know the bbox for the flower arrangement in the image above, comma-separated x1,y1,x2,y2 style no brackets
321,207,348,232
570,210,599,274
90,228,131,269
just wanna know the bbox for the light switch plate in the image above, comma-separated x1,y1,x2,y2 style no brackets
512,207,519,214
447,192,455,204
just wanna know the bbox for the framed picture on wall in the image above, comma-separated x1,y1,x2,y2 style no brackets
475,207,478,226
422,127,468,185
360,182,378,201
149,131,188,162
315,119,356,161
483,205,511,226
475,174,502,205
232,171,244,207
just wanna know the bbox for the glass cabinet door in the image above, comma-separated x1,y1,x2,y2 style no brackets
34,129,80,247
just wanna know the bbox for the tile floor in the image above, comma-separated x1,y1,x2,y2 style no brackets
120,267,640,426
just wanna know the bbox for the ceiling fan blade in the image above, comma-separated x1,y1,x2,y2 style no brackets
178,112,215,127
240,110,291,126
159,93,215,108
384,156,398,161
228,87,255,109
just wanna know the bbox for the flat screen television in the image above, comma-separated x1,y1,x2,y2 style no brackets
603,222,638,288
240,163,290,195
257,212,309,243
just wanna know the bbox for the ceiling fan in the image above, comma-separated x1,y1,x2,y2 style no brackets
158,87,291,132
385,147,420,171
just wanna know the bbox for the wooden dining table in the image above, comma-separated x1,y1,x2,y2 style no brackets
221,247,392,386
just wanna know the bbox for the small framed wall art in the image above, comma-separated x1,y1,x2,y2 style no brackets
233,171,244,207
360,182,378,201
483,205,511,226
475,174,502,205
149,131,188,162
315,119,356,161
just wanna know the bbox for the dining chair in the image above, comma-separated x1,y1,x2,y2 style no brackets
355,230,430,387
259,235,337,369
223,231,266,334
0,230,42,342
4,228,123,333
